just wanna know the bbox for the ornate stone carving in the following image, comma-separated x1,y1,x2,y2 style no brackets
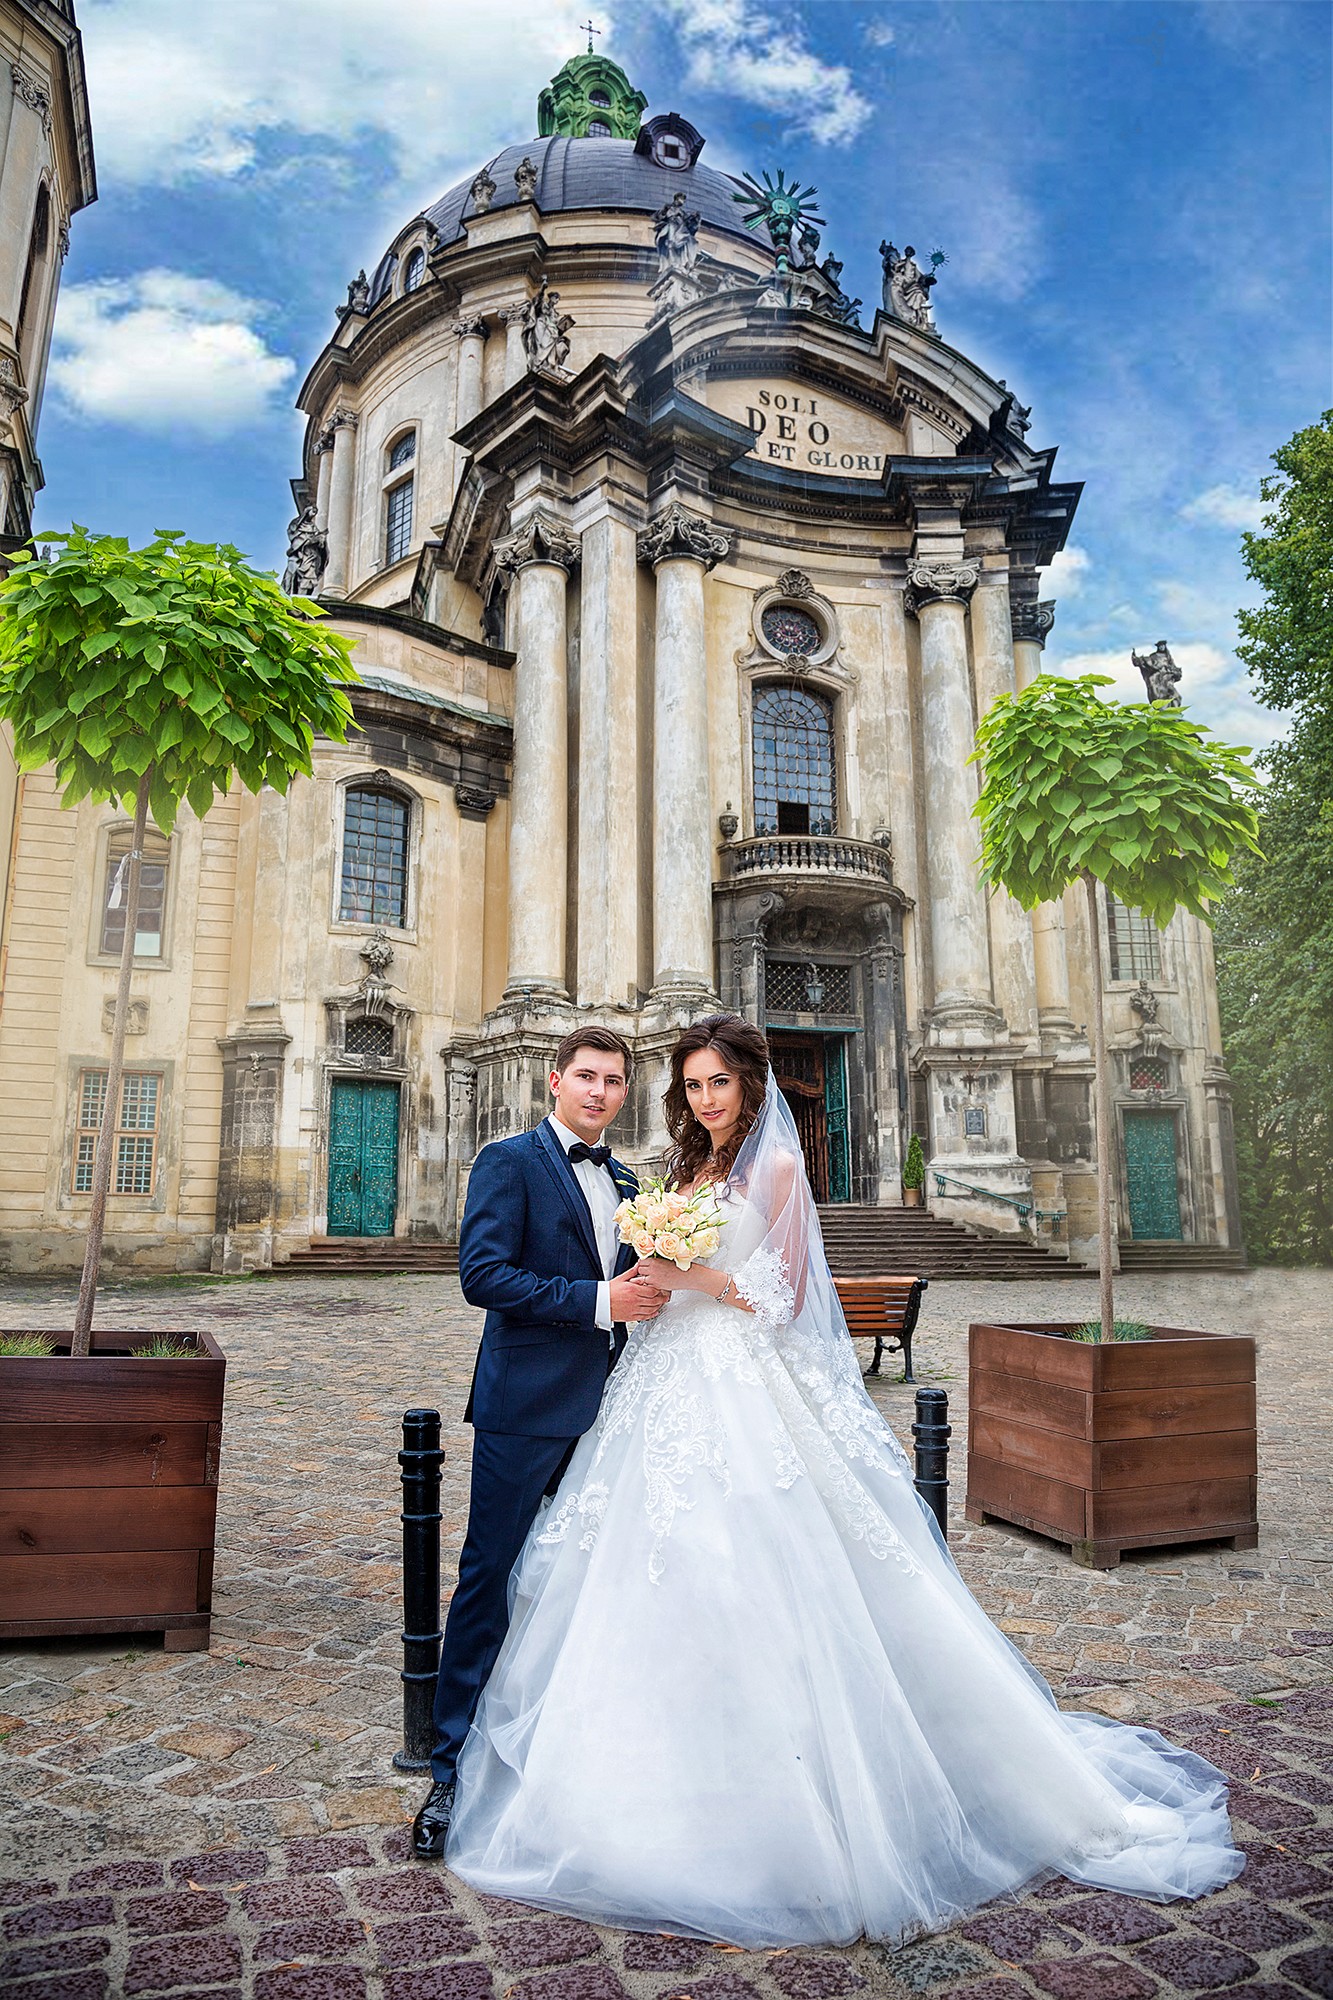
636,504,732,571
774,568,813,599
493,511,581,576
653,191,700,277
1133,639,1183,706
0,355,28,430
995,380,1032,437
57,217,70,262
879,242,943,335
1011,598,1056,647
343,269,369,314
327,405,359,433
359,929,396,1016
904,559,979,614
718,803,739,842
470,167,497,213
454,783,497,821
11,67,51,130
513,156,539,204
103,997,147,1036
281,503,328,597
452,314,487,340
1129,980,1159,1025
895,381,968,443
519,279,573,373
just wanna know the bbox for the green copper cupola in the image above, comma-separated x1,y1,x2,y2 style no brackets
538,50,647,140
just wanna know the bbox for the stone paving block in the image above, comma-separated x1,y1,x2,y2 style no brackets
960,1911,1074,1961
85,1743,182,1780
373,1914,480,1963
621,1933,706,1971
768,1955,867,1999
2,1896,113,1941
1228,1786,1316,1832
69,1860,163,1891
504,1969,629,2000
673,1975,764,2000
1279,1949,1333,1997
1133,1938,1259,1991
0,1936,109,1979
253,1916,371,1962
1237,1848,1332,1899
1026,1959,1159,2000
0,1881,58,1907
940,1983,1031,2000
1190,1901,1314,1950
1275,1773,1333,1806
0,1975,109,2000
124,1887,231,1934
876,1938,988,1992
170,1846,269,1885
285,1836,375,1874
355,1867,455,1913
244,1876,350,1921
1203,1987,1309,2000
380,1966,495,2000
253,1972,368,2000
493,1918,605,1969
123,1930,244,1992
1058,1894,1174,1945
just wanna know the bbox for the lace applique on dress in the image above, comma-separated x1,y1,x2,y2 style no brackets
732,1246,796,1328
771,1426,805,1490
537,1479,610,1553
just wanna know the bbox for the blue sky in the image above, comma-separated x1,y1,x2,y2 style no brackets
37,0,1330,750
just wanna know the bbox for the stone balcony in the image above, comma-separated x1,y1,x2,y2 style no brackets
718,832,896,897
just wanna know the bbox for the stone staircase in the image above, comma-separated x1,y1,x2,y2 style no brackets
1116,1240,1247,1275
816,1204,1088,1280
280,1236,459,1275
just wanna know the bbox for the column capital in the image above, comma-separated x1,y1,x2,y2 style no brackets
452,314,488,339
494,510,580,576
327,405,359,434
498,300,529,327
1011,597,1056,648
904,558,979,615
636,503,732,571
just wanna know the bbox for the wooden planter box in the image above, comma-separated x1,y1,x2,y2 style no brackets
966,1320,1257,1570
0,1329,225,1650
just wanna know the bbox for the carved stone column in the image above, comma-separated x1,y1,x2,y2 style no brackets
1009,582,1075,1042
971,574,1038,1044
453,316,487,487
313,426,334,530
906,558,996,1033
0,70,50,333
638,504,733,999
322,408,359,596
212,1032,291,1274
499,302,527,391
1010,588,1056,690
577,508,641,1005
495,512,580,999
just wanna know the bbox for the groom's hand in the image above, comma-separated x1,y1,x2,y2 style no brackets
608,1272,669,1322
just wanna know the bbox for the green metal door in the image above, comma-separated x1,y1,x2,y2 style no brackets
824,1038,851,1204
328,1080,400,1236
1123,1111,1182,1241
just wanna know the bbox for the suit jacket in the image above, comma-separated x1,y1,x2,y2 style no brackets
458,1121,638,1438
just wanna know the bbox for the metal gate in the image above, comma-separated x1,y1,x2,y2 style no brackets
1123,1110,1182,1241
328,1079,400,1236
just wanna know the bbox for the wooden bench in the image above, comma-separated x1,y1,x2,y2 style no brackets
834,1276,928,1382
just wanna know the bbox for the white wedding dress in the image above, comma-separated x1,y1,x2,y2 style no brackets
446,1080,1242,1947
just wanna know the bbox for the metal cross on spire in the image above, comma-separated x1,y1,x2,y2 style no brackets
580,19,602,51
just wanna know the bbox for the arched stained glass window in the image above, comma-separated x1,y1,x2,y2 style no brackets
752,684,836,837
340,788,410,926
388,431,416,470
403,247,426,292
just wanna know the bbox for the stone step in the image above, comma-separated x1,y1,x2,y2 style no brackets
1117,1242,1247,1273
282,1238,459,1275
814,1204,1087,1280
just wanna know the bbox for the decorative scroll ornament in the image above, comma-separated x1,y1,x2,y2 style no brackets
774,568,813,599
636,504,733,571
11,67,51,130
903,559,979,614
327,405,359,433
454,783,497,821
1011,598,1056,647
470,167,497,213
493,511,581,576
514,156,539,203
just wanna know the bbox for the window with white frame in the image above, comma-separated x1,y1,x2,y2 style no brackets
1106,892,1162,982
340,786,410,926
73,1069,162,1195
100,830,170,959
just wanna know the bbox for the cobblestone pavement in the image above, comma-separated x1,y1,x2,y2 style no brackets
2,1267,1331,2000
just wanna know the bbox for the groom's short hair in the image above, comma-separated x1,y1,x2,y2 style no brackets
552,1025,633,1081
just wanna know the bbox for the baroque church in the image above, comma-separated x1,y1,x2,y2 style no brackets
0,43,1242,1274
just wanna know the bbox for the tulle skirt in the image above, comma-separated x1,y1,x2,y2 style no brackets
446,1297,1243,1946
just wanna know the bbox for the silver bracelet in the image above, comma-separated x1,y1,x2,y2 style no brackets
718,1275,736,1307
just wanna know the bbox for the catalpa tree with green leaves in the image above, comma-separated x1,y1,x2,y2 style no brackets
972,673,1260,1340
0,527,358,1350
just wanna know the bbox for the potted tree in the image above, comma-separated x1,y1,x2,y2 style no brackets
0,528,355,1648
901,1132,926,1208
965,672,1262,1568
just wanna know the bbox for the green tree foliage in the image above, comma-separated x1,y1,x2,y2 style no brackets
1216,410,1333,1265
973,674,1260,1336
901,1132,925,1190
0,527,359,1348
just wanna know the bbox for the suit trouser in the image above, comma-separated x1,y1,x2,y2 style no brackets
430,1427,577,1784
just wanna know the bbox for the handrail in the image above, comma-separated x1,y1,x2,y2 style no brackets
933,1171,1066,1236
720,833,894,883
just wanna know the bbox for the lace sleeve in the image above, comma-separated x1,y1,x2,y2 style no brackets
732,1245,796,1329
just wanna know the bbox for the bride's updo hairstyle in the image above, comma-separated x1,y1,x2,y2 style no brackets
663,1013,770,1188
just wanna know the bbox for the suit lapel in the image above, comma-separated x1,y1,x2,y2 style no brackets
532,1120,602,1274
609,1157,638,1276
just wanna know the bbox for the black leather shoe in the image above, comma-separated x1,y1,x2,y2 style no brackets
412,1778,456,1860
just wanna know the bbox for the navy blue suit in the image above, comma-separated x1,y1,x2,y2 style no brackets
431,1120,637,1782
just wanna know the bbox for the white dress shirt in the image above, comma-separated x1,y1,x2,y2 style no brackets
547,1114,617,1336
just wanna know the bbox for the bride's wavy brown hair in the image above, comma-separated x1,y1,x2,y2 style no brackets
663,1013,770,1188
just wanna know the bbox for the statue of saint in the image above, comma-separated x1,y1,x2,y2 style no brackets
345,269,369,314
653,192,701,276
521,280,573,372
879,242,939,333
281,505,328,597
1132,641,1183,706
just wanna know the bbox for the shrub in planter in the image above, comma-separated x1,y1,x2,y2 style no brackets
901,1132,925,1208
0,530,355,1642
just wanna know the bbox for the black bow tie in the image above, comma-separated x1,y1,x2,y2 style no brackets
568,1141,612,1168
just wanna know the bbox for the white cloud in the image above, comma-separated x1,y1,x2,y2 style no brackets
649,0,872,145
49,270,296,438
863,17,896,48
1047,546,1090,597
1181,484,1266,532
1047,640,1281,752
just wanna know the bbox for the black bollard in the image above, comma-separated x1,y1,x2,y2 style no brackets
392,1408,444,1774
912,1387,950,1540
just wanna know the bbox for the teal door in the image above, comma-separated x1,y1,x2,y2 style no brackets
824,1039,851,1204
1123,1111,1182,1241
328,1080,400,1236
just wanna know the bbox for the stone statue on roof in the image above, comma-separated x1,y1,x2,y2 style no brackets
880,242,941,334
1132,640,1183,706
521,279,573,372
653,192,701,276
282,504,327,597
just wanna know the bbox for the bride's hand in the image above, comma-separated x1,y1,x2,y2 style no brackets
635,1255,709,1293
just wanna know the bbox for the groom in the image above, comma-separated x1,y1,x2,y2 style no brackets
412,1025,667,1859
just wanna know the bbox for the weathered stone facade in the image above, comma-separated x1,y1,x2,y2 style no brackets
0,48,1241,1272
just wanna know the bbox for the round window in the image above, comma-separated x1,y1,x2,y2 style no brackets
587,119,611,136
761,604,822,656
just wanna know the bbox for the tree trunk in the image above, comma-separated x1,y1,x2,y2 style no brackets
71,772,152,1354
1084,871,1115,1342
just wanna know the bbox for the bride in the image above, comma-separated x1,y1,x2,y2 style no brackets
445,1013,1242,1947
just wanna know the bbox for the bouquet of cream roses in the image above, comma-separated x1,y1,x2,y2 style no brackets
615,1178,724,1270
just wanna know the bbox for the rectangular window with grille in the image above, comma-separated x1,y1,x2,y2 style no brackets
72,1069,162,1196
100,831,170,958
764,960,853,1014
340,787,410,926
385,477,413,566
1105,893,1162,981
